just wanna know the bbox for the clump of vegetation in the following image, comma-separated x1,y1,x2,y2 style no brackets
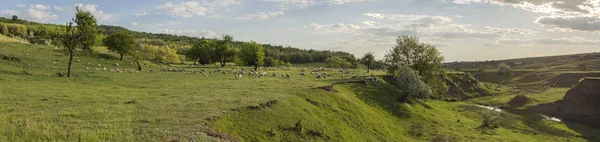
480,108,502,128
360,52,375,73
496,63,513,77
103,30,136,60
325,56,353,68
238,41,265,71
395,65,432,100
385,35,447,98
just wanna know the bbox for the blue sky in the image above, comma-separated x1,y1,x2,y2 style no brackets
1,0,599,61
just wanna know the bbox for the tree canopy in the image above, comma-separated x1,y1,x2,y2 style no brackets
384,35,447,98
360,52,376,73
103,30,136,60
74,6,99,54
239,41,265,70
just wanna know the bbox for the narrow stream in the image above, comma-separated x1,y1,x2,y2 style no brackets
475,105,562,122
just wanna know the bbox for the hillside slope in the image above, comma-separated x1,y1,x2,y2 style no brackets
1,41,599,141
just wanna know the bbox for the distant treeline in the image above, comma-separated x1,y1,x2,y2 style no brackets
0,17,357,65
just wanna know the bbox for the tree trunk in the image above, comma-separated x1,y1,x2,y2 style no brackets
67,49,73,77
367,65,370,73
136,61,142,71
120,53,123,60
193,60,197,65
220,58,225,67
254,65,258,71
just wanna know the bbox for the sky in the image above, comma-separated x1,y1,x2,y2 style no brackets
1,0,599,62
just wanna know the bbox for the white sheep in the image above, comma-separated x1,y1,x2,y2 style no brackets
286,74,291,78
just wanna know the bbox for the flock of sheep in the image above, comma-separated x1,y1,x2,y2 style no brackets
33,46,356,79
153,66,354,80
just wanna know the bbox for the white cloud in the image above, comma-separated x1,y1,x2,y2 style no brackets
16,4,26,7
234,11,284,20
0,8,58,22
262,0,373,9
535,16,600,32
485,26,536,35
441,0,600,32
75,4,118,23
133,11,149,16
53,6,72,11
364,13,385,19
132,22,140,27
498,36,600,45
156,0,241,18
262,0,318,8
328,0,374,5
29,4,50,10
432,24,501,39
306,23,364,33
158,29,217,38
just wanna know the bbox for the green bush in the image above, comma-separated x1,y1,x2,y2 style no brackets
0,23,8,36
395,65,432,100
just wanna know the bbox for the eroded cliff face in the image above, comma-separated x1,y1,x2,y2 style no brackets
529,78,600,127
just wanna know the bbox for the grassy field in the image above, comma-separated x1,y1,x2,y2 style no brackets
1,41,600,141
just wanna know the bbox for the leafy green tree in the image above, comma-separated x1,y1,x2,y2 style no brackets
239,41,265,71
325,56,352,68
189,39,217,65
395,65,432,100
11,15,18,22
58,22,79,77
103,31,136,60
215,35,234,67
74,6,99,55
384,35,447,98
131,43,154,71
360,52,376,73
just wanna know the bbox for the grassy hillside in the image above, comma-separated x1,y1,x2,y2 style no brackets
447,52,600,71
1,39,600,141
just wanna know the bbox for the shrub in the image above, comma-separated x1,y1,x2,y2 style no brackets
480,107,502,128
395,65,432,100
325,56,352,68
0,23,8,36
497,63,512,76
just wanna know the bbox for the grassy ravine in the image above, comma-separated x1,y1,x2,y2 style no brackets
1,41,599,141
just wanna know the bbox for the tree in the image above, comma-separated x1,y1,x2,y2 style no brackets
497,63,512,76
239,41,265,71
360,52,376,73
188,39,217,65
131,43,153,71
74,6,99,55
384,35,447,98
58,22,79,77
11,15,18,22
325,56,352,68
395,65,432,100
103,31,136,60
215,35,234,67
